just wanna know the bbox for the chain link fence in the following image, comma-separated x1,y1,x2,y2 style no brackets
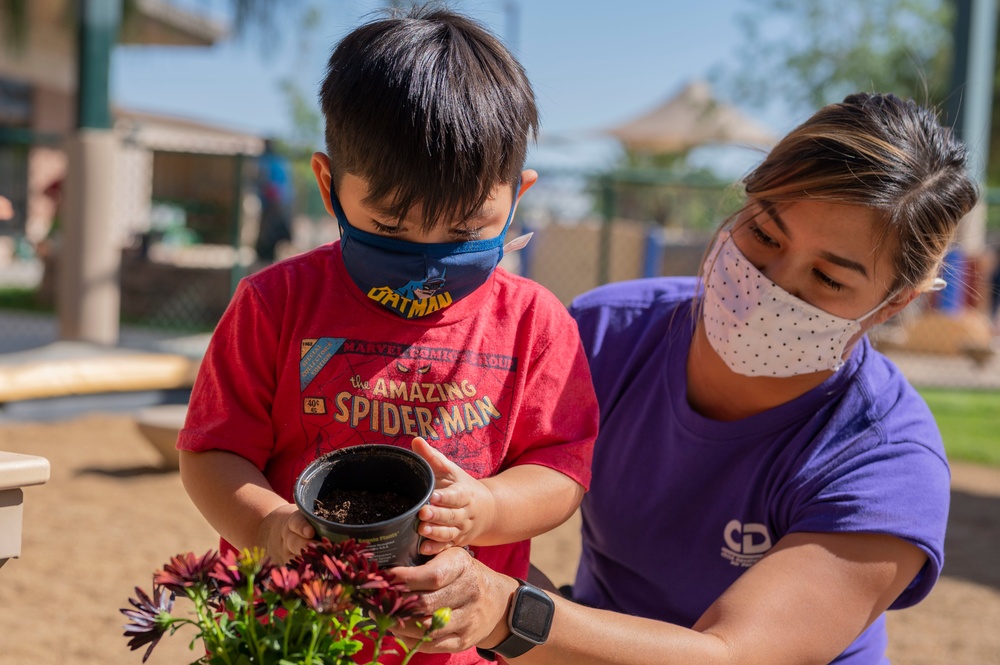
1,160,999,388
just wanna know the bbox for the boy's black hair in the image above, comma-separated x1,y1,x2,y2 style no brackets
319,4,538,231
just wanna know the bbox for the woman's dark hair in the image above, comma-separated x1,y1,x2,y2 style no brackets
319,5,538,230
733,93,979,291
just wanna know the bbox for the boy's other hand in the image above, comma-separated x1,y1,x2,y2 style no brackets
259,503,315,564
412,437,496,555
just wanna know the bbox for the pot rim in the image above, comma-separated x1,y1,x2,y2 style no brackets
292,444,435,532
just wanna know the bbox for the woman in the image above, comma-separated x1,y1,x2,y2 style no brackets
392,92,978,664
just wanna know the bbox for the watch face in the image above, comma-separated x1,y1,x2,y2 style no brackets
511,586,554,644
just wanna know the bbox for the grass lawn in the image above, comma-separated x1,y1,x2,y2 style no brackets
0,287,51,313
919,388,1000,467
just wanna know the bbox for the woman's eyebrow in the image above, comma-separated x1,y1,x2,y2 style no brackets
818,250,869,278
761,203,790,237
764,203,869,279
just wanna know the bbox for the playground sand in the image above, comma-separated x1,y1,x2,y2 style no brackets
0,414,997,664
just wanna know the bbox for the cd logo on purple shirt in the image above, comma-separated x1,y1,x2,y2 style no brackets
721,519,773,567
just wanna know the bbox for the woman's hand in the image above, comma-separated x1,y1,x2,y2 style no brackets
390,547,518,653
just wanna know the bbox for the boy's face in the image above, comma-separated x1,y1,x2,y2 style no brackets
311,153,537,244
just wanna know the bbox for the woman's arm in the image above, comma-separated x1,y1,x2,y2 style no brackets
393,531,926,664
178,449,314,563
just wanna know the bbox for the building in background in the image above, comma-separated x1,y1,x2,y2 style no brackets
0,0,262,259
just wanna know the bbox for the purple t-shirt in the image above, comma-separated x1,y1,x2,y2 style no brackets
568,277,950,664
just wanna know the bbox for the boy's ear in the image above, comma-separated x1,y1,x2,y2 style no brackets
311,152,337,219
517,169,539,199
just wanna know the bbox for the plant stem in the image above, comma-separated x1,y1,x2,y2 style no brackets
282,606,293,655
370,628,387,664
398,634,433,665
190,589,234,665
242,573,267,663
305,620,321,664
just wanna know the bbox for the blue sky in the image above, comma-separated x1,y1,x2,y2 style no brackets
111,1,786,172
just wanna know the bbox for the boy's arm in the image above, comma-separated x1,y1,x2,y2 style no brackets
481,463,584,544
178,449,314,563
414,438,582,553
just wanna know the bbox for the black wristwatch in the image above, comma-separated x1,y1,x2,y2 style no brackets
476,578,554,661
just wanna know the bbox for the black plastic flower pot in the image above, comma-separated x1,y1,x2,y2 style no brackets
293,444,434,568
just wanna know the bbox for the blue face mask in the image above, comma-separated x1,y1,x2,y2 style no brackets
331,181,520,319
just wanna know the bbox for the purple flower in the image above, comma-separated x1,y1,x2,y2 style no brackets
361,584,422,626
121,585,174,662
154,550,219,594
293,538,386,593
265,566,302,599
210,550,245,596
121,542,443,663
297,578,351,614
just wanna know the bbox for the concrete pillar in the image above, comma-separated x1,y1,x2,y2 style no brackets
955,0,997,255
58,0,122,344
58,129,120,344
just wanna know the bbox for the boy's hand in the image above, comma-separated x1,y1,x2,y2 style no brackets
412,437,496,555
259,503,315,564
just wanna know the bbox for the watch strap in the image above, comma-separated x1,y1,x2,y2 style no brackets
483,629,539,659
476,578,551,662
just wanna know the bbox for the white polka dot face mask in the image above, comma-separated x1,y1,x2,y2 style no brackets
701,232,893,377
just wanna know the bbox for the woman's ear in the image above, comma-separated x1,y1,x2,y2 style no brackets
310,152,336,218
873,289,919,326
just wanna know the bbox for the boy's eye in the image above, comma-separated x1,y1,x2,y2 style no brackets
370,220,403,235
813,269,845,291
451,226,483,240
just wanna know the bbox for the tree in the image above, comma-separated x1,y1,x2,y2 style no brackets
714,0,955,118
274,3,326,218
0,0,298,49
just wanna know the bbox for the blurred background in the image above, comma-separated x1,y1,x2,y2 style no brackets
0,4,997,453
0,0,997,461
0,3,998,663
0,0,998,362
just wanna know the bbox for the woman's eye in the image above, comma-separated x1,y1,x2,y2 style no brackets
813,269,845,291
749,223,779,248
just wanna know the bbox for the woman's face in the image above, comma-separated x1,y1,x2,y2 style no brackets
730,199,903,322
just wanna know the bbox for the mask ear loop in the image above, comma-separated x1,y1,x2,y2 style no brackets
327,174,351,239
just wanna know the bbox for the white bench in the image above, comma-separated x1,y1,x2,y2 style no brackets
0,452,50,569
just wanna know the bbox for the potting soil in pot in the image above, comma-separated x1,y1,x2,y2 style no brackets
314,489,412,525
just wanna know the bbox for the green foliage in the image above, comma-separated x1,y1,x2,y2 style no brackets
122,542,446,665
273,3,327,219
919,388,1000,466
587,167,743,231
0,0,28,53
272,81,324,218
0,287,49,313
714,0,954,115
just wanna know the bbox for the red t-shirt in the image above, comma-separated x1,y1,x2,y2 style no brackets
178,241,597,664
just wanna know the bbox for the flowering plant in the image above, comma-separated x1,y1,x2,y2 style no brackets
121,538,448,664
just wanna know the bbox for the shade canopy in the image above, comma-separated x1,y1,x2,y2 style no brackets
606,80,777,154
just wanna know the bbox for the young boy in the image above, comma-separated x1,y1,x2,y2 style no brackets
177,7,597,664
